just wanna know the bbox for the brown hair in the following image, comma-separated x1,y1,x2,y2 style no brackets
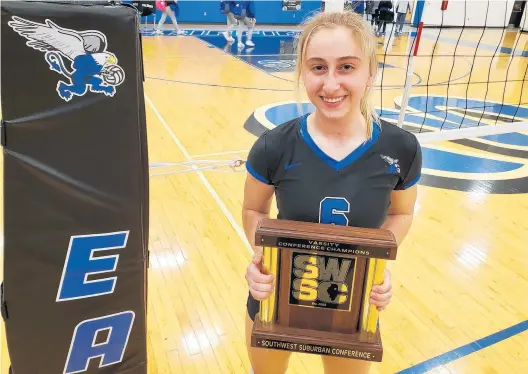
295,11,379,138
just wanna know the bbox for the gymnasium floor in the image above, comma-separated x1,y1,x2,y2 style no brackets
140,24,528,374
2,22,528,374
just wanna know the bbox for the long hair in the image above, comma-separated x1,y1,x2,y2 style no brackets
294,11,380,138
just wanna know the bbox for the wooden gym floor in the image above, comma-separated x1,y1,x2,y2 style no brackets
1,24,528,373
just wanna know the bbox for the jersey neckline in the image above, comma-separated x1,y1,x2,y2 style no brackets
299,113,380,172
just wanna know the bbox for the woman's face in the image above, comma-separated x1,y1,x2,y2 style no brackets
302,26,372,121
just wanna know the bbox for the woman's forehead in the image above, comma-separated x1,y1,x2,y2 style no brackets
305,27,365,60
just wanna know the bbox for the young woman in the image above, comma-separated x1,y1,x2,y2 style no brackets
375,1,393,36
242,10,422,374
233,0,256,49
220,1,237,43
154,0,184,35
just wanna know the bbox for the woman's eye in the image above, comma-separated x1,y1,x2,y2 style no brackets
341,64,354,71
311,65,325,71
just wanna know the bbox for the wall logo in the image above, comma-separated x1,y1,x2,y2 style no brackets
8,16,125,102
244,97,528,194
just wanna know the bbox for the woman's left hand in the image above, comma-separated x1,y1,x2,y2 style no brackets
369,269,392,311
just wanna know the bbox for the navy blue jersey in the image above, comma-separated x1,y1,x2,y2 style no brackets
245,114,421,320
246,114,422,230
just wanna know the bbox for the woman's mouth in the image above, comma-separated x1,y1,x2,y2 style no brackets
321,95,347,107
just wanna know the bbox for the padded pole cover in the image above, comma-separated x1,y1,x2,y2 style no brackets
1,1,149,373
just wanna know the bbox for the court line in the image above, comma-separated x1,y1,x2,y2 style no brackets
397,319,528,373
144,94,253,254
146,76,294,92
190,150,249,158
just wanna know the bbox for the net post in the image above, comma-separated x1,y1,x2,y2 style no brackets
397,21,423,128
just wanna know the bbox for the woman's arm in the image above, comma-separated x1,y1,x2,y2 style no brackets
242,173,276,300
242,173,275,254
381,184,418,245
370,184,418,311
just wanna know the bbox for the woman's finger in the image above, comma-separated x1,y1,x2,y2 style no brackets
369,297,389,308
250,289,273,301
248,279,274,293
247,263,274,283
370,289,392,302
372,270,392,293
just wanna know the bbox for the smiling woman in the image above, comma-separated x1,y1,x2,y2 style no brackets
294,11,379,141
242,10,422,374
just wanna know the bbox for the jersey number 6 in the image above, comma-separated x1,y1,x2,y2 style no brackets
319,197,350,226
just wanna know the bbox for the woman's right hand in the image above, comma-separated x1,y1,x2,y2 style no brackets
245,252,275,300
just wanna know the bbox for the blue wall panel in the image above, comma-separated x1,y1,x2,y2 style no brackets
141,1,322,25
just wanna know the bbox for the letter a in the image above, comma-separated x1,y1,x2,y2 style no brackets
63,311,135,374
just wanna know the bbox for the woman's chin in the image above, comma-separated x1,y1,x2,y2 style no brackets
317,105,350,120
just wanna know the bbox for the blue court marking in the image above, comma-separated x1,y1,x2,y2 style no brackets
261,101,528,175
265,102,314,124
397,320,528,374
145,76,294,92
480,132,528,146
405,96,528,146
422,148,522,173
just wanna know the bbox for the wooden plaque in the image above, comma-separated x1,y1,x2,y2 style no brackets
251,218,398,362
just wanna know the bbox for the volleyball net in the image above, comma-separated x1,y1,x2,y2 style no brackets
373,0,528,146
149,0,527,175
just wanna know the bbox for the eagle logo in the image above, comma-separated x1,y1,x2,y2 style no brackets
380,154,401,174
8,16,125,102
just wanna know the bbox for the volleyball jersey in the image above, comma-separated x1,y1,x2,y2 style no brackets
245,114,422,320
220,1,254,18
247,114,421,228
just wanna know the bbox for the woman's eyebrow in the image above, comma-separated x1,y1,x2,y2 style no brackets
306,56,361,62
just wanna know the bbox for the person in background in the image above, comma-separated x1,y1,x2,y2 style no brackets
155,0,184,35
220,0,237,43
376,0,393,36
351,0,365,16
368,1,380,27
395,0,410,35
232,0,256,49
